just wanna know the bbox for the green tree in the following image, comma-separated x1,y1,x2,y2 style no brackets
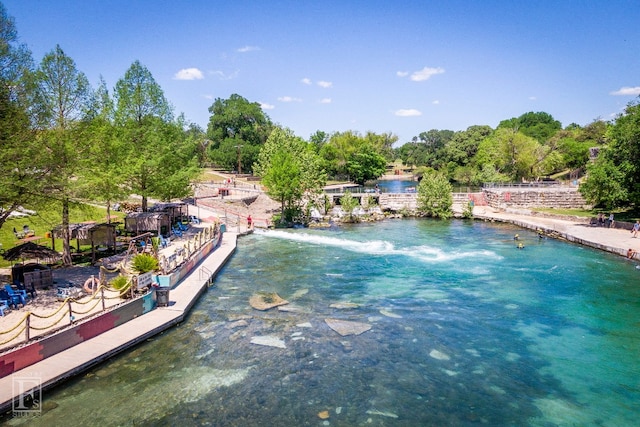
339,190,359,222
346,144,387,185
579,157,628,209
115,61,198,211
0,3,41,228
30,45,93,265
78,77,127,222
206,94,273,173
498,111,561,143
581,99,640,208
320,131,390,182
255,127,326,223
416,172,453,219
475,128,544,181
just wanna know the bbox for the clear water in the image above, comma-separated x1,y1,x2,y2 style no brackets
5,219,640,426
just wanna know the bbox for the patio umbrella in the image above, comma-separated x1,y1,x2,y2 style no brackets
3,241,62,263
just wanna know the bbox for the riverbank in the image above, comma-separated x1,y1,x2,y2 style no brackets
0,231,239,415
473,206,640,261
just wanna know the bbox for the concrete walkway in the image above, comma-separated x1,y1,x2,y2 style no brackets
0,232,238,414
474,208,640,260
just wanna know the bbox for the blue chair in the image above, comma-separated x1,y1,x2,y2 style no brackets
2,285,25,308
0,299,8,316
172,227,183,237
159,235,170,248
177,222,188,231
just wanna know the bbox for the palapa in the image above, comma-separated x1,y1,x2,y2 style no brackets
3,242,61,263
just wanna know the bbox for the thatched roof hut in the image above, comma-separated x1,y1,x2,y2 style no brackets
3,242,61,264
125,212,170,236
51,222,118,263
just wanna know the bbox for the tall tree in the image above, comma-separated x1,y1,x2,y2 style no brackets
498,111,561,143
78,77,127,222
255,127,326,223
115,61,197,210
30,45,92,265
206,94,273,173
581,99,640,208
0,3,42,229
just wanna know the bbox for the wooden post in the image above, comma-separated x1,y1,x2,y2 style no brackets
25,314,30,341
101,286,105,311
68,300,73,324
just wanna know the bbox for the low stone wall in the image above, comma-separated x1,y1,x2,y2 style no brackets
379,193,417,211
483,187,589,210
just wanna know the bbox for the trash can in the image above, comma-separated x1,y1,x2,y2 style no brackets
220,224,226,233
155,286,170,307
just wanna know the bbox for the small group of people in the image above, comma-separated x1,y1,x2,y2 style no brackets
596,213,615,228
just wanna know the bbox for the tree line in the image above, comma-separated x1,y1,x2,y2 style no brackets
2,2,639,244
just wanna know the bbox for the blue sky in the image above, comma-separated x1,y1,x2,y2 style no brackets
4,0,639,145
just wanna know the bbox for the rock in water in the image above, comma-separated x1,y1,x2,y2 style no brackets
325,318,372,336
249,292,289,310
250,335,286,348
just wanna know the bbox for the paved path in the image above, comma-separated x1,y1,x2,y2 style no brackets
474,208,640,260
0,232,238,414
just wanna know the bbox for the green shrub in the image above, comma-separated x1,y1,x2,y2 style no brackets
110,275,130,290
131,253,159,274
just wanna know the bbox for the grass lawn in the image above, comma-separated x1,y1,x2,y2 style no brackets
0,203,125,268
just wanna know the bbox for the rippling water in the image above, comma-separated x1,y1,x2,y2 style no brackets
6,219,640,426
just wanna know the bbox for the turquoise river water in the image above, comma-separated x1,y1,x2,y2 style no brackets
3,219,640,426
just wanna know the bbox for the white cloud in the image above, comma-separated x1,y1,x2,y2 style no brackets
278,96,302,102
395,109,422,117
237,45,259,53
396,71,409,77
319,98,332,104
529,96,537,100
203,94,214,100
260,102,275,110
317,80,332,88
409,66,445,82
610,86,640,96
432,100,440,105
301,77,312,85
174,68,204,80
210,70,239,80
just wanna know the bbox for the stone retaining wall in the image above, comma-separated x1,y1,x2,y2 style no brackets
483,187,589,209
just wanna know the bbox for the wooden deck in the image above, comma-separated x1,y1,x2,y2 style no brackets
0,232,239,414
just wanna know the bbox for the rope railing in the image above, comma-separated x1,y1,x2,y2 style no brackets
0,222,222,351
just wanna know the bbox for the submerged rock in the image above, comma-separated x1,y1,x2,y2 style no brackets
429,349,451,361
330,302,360,309
249,292,289,311
325,318,372,336
379,309,402,318
250,335,286,348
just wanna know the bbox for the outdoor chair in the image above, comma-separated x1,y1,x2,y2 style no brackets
0,299,8,316
1,286,24,308
176,222,189,231
172,227,183,237
159,235,170,248
189,215,201,224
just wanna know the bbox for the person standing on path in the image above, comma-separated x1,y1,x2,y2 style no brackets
609,213,615,228
632,220,640,237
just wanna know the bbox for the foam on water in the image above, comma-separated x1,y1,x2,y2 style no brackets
256,229,500,264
